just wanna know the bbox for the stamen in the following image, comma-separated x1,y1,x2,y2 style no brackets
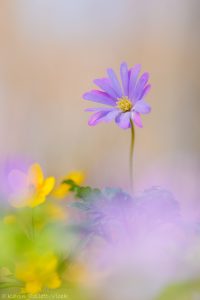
117,96,133,112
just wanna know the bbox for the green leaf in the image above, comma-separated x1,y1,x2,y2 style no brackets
62,180,101,201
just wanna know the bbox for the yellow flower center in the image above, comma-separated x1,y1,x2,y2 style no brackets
117,96,133,112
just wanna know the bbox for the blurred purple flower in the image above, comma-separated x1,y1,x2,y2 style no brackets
76,187,196,298
83,62,151,129
0,157,32,205
76,187,181,244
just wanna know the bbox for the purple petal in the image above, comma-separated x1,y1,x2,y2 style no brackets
88,109,120,126
120,62,129,96
8,170,27,193
115,112,131,129
128,69,132,81
83,90,116,106
93,78,118,98
107,68,123,98
104,109,120,122
128,64,141,100
134,100,151,114
139,84,151,100
88,110,111,126
132,112,143,128
85,107,112,112
134,72,149,101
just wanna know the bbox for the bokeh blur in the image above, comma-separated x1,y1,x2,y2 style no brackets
0,0,199,206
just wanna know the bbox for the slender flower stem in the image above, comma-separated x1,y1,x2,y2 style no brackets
129,119,135,192
31,208,35,240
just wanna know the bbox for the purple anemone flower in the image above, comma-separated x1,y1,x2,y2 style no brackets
83,62,151,129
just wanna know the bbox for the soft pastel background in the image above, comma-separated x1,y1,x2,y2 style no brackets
0,0,199,205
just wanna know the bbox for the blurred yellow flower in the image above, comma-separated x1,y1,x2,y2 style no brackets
3,214,16,225
53,171,85,200
11,163,55,208
46,203,66,221
15,253,61,294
